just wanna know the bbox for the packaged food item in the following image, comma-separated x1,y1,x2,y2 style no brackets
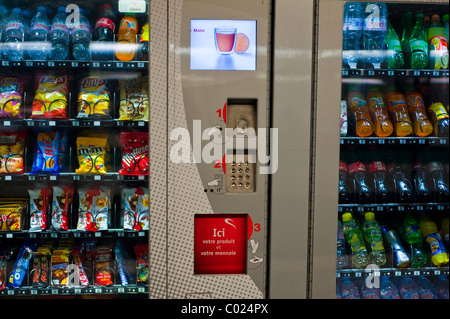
77,186,111,231
71,246,90,287
0,199,27,231
32,244,52,288
76,75,111,118
118,77,149,121
75,136,110,174
31,73,69,119
51,185,74,231
118,131,149,175
50,249,70,287
0,247,14,290
114,240,135,286
0,131,26,174
94,245,114,286
29,187,52,232
30,130,60,174
135,243,148,285
121,186,149,230
8,240,38,288
0,76,26,119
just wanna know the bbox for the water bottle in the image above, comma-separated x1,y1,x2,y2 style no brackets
427,161,450,202
342,2,363,69
342,212,369,269
337,219,348,269
348,162,373,203
417,276,437,299
340,277,361,299
71,9,91,60
49,7,69,60
28,6,50,60
368,161,391,203
380,276,400,299
338,160,353,203
0,5,8,57
22,9,32,41
397,276,419,299
435,275,449,299
411,162,431,203
382,225,410,268
360,280,381,299
362,3,388,69
3,8,26,61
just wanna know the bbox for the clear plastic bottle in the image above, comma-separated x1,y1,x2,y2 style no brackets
417,276,437,299
0,5,9,57
28,6,50,60
71,9,91,60
369,161,390,203
366,87,394,137
428,14,449,70
337,219,348,269
341,212,369,269
435,275,449,299
401,213,427,268
410,13,428,69
382,225,410,268
386,20,405,69
49,7,69,60
398,276,420,299
362,212,386,266
92,3,116,60
385,86,414,137
347,87,374,137
115,13,138,61
340,277,361,299
362,3,388,69
3,8,25,61
427,102,449,137
380,276,400,299
427,161,450,203
387,163,414,203
420,215,449,267
405,89,433,137
411,163,431,203
338,160,353,203
360,281,381,299
342,2,363,69
400,9,414,68
348,162,373,204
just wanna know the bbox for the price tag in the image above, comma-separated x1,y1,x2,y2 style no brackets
119,0,146,13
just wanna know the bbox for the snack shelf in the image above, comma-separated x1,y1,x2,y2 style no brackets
342,68,450,78
338,203,449,213
0,284,149,296
0,59,149,70
0,229,148,240
0,173,148,182
340,137,448,146
337,266,449,279
0,119,148,128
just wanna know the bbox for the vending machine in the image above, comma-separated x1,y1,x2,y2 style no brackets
0,0,150,298
312,0,449,299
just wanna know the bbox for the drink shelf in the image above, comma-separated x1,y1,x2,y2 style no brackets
0,284,149,296
0,119,148,128
0,59,149,70
338,202,449,213
340,136,448,146
337,266,449,278
342,68,450,78
0,173,148,183
0,229,148,240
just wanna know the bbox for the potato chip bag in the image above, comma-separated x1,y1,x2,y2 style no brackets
31,74,69,119
0,131,25,174
77,186,111,231
31,130,60,174
118,77,149,121
77,75,111,119
0,76,26,119
75,136,110,174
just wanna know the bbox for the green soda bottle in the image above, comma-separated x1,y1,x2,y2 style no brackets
386,20,405,69
409,12,428,69
401,213,427,268
428,14,449,69
342,212,369,269
400,9,414,68
362,212,386,266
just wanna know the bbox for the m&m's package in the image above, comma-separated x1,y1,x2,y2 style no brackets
118,77,149,121
118,131,149,175
75,135,110,175
0,76,26,119
76,75,111,119
121,187,149,230
0,131,25,174
29,187,52,232
51,185,74,231
31,73,69,119
77,186,111,231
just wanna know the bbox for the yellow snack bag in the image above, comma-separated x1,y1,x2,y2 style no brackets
77,76,111,118
118,77,149,121
75,137,109,174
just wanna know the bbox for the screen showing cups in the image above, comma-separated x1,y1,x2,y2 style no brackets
190,20,257,71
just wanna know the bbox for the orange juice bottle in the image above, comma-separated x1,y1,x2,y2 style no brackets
385,86,413,137
347,87,374,137
366,87,394,137
115,13,138,61
405,88,433,137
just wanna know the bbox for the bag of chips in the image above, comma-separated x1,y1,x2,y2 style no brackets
29,187,52,232
77,186,111,231
0,76,26,119
51,186,74,231
121,187,149,230
75,136,110,174
77,75,111,119
118,131,149,175
0,131,25,174
118,77,149,121
31,74,69,119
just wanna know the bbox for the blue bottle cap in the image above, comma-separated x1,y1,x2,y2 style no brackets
12,8,22,14
37,6,47,13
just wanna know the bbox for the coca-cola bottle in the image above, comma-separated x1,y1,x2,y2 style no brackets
91,3,116,60
411,162,431,203
339,161,353,203
388,163,414,203
348,162,373,203
427,162,450,202
369,161,391,203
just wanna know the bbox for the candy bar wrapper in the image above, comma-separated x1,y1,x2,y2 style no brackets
0,76,26,119
75,136,110,175
94,245,114,286
0,131,26,174
77,186,111,231
77,75,111,119
31,250,50,288
50,250,69,287
121,187,149,230
29,187,52,232
118,131,149,176
118,77,149,121
8,240,38,288
134,243,149,285
31,73,69,119
51,186,74,231
0,200,27,231
71,248,90,287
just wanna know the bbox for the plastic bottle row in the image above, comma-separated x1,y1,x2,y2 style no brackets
343,3,449,70
0,4,148,62
337,211,449,270
341,85,449,138
0,129,149,176
0,73,149,122
0,184,149,232
0,238,149,291
336,275,448,299
339,160,449,204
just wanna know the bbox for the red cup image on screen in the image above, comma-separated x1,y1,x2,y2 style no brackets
214,27,237,55
194,214,248,274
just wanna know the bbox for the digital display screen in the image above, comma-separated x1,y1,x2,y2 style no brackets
190,19,257,71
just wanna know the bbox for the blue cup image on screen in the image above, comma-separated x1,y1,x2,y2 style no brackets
214,27,237,55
